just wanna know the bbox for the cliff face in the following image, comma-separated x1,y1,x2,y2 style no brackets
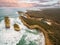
20,17,60,45
19,13,60,45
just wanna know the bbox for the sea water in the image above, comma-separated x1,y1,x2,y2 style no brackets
0,7,45,45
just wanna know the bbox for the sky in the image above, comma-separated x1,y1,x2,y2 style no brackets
0,0,59,8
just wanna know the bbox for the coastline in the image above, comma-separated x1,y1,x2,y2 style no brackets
20,16,53,45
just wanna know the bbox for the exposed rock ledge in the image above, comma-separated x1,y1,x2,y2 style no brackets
19,16,53,45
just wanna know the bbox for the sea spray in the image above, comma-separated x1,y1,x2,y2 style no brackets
0,17,45,45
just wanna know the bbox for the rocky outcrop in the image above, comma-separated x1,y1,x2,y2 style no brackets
4,16,10,28
20,16,60,45
20,16,53,45
14,24,20,31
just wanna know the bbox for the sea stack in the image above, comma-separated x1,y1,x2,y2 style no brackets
14,24,20,31
4,16,10,28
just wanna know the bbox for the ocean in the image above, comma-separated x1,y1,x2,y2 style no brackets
0,7,27,22
0,7,45,45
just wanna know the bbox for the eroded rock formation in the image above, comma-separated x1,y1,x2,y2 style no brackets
14,24,20,31
4,16,10,28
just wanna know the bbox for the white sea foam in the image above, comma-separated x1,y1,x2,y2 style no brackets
0,17,45,45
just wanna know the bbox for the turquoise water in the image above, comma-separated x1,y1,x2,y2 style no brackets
0,7,26,21
0,7,45,45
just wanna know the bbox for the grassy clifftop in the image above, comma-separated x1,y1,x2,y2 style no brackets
25,8,60,24
18,8,60,45
20,16,60,45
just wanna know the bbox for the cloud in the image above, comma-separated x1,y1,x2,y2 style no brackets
0,0,36,7
38,0,58,5
18,0,59,7
0,0,59,8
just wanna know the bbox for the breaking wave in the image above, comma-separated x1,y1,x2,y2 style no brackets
0,17,45,45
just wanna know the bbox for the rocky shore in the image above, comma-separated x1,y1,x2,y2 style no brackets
19,16,53,45
4,8,60,45
19,9,60,45
0,16,45,45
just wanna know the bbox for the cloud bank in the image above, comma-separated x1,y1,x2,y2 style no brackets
0,0,59,8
